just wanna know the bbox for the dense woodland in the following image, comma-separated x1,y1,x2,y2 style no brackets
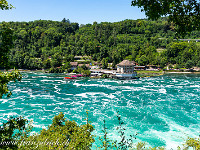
2,18,200,71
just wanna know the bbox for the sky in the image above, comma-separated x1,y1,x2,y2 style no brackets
1,0,147,24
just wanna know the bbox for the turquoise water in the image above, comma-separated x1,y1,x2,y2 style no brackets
1,72,200,149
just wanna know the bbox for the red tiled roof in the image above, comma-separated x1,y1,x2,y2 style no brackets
70,62,78,66
94,62,101,65
117,60,135,66
134,66,145,68
85,64,90,67
78,64,90,67
78,64,84,67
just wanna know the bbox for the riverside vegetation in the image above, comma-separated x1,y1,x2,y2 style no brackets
2,19,199,72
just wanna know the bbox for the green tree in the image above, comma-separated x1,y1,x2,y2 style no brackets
63,62,71,73
156,55,167,68
0,0,13,10
102,58,108,69
81,64,89,70
184,137,200,149
19,112,94,150
185,60,194,69
131,0,200,36
0,70,22,98
145,46,157,64
51,53,63,68
174,64,182,69
43,58,51,69
197,61,200,67
0,23,14,68
125,55,134,61
0,116,30,149
137,55,148,66
83,70,91,77
0,1,22,98
166,42,188,64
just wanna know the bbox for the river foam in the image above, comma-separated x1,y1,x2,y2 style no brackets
1,73,200,149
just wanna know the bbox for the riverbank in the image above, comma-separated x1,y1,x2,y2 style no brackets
136,70,164,78
137,70,200,77
4,69,200,79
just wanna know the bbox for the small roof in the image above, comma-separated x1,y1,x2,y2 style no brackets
78,64,84,67
78,64,90,67
85,64,90,67
117,60,135,66
74,56,82,59
146,65,156,67
75,56,91,58
70,62,78,66
134,66,146,68
93,62,101,65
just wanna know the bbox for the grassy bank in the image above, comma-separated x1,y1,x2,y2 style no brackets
136,70,164,78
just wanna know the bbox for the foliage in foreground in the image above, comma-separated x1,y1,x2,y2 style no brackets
131,0,200,37
0,70,22,98
0,116,30,150
0,21,22,99
18,112,94,150
1,112,200,149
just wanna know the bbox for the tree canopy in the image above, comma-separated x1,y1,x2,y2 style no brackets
131,0,200,37
0,23,14,68
0,0,13,10
4,19,199,71
0,0,21,98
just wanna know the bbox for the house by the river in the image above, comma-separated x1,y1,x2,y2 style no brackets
115,60,137,79
90,60,138,79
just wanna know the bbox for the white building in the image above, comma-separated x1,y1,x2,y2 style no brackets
117,60,135,73
90,69,116,77
89,60,138,79
116,60,137,79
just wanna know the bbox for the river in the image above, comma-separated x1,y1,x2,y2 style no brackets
1,72,200,149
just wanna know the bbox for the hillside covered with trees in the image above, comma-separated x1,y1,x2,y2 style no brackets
2,18,200,71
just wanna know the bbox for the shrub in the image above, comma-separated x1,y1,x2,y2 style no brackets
0,116,30,149
18,112,94,150
102,74,108,78
185,60,194,69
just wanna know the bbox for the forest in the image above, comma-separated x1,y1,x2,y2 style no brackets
1,18,200,71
